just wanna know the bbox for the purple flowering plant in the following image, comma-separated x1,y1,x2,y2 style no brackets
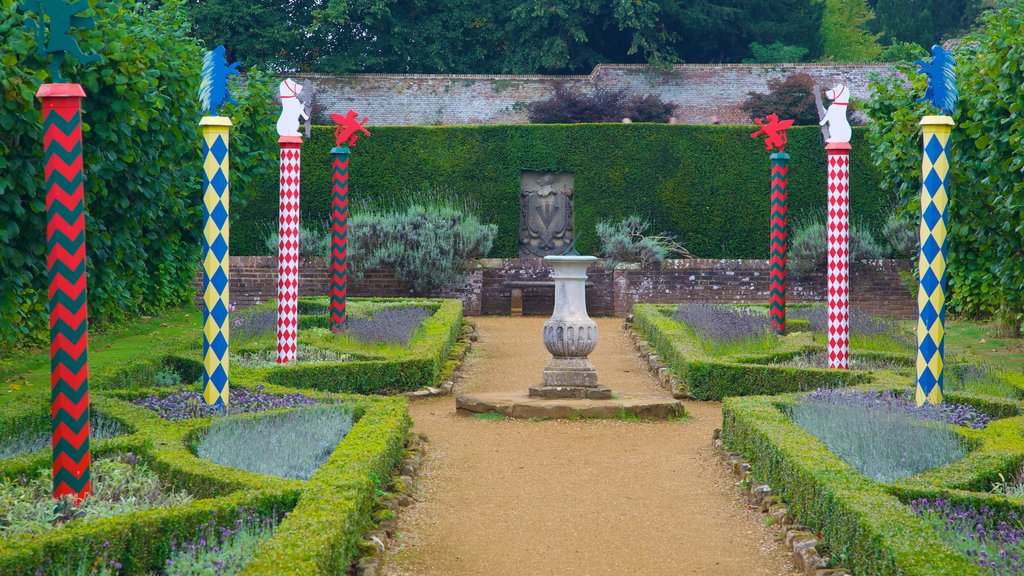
913,498,1024,575
802,388,991,430
672,304,772,351
133,385,318,421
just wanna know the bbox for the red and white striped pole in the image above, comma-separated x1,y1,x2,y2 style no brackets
275,136,302,364
825,141,851,369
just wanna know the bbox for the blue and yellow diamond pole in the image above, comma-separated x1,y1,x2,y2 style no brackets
914,44,958,407
199,46,241,411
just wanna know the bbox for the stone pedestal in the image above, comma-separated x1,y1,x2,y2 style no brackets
529,255,611,400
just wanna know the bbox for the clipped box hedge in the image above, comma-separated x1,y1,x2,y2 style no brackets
0,297,459,574
721,387,1024,576
631,303,883,400
232,124,886,259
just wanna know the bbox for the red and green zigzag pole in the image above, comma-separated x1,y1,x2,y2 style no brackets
39,83,91,501
769,152,790,335
329,146,351,331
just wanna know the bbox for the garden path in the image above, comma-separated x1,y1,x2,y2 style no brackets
382,316,799,576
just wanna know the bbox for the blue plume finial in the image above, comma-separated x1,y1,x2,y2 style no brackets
199,45,241,116
914,44,958,116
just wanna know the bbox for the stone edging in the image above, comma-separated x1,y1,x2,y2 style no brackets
623,314,696,400
712,429,852,576
401,321,478,400
352,432,427,576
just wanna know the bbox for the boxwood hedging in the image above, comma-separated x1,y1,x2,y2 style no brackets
722,387,1024,576
232,124,885,259
0,297,461,574
631,303,878,400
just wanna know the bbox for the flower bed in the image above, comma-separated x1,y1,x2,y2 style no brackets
0,297,455,574
721,386,1024,576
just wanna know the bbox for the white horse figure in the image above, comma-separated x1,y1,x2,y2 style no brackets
820,84,851,144
276,79,308,137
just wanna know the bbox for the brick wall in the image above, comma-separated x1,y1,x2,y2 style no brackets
293,63,901,126
197,257,915,319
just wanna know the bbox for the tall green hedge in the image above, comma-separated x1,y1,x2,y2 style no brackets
234,124,885,258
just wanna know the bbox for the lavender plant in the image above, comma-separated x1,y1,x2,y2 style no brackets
234,346,351,369
197,405,354,480
788,304,915,349
231,307,279,346
776,350,912,372
1,453,192,537
912,498,1024,575
1,412,129,460
801,389,990,429
133,386,318,421
790,389,974,482
164,509,279,576
672,304,771,349
945,356,1017,398
341,305,431,345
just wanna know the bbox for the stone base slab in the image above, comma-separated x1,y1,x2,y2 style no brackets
529,385,612,400
456,392,685,420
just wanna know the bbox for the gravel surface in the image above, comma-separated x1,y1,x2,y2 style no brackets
382,316,799,576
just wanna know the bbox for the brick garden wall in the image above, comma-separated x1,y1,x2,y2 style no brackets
196,257,915,320
294,63,901,126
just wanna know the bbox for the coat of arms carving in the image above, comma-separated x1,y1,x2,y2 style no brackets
519,171,574,258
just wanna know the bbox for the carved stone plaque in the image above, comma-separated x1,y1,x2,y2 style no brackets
519,171,574,258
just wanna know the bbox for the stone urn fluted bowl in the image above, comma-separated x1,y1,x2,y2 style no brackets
531,255,610,400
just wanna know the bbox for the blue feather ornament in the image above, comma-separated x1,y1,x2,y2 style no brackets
915,44,958,116
199,46,241,116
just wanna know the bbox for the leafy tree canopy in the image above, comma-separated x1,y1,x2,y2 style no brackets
189,0,826,74
863,1,1024,335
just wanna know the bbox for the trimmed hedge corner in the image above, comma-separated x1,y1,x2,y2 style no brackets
721,389,1024,576
631,303,879,400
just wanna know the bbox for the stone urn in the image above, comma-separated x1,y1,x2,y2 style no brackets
530,255,610,400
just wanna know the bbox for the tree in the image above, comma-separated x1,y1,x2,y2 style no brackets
862,1,1024,335
741,73,820,125
189,0,828,73
743,42,810,63
820,0,883,61
869,0,990,46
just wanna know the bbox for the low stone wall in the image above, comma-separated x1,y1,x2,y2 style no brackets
194,257,915,319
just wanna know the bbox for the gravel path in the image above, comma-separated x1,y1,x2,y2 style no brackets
383,316,799,576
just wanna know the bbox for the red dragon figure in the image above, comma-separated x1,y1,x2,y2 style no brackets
751,113,795,153
331,110,371,147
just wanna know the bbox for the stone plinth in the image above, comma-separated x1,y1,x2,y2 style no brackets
532,255,608,399
456,392,686,420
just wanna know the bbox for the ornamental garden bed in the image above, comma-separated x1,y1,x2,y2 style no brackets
0,297,470,575
722,385,1024,576
632,303,923,400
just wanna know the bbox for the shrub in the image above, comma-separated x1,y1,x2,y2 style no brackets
341,305,432,344
234,346,352,369
349,203,496,294
262,221,332,260
233,124,888,261
0,0,277,349
881,210,918,258
198,406,355,480
528,84,675,123
945,357,1019,399
912,498,1024,575
743,42,809,64
0,412,128,459
165,509,278,576
596,216,692,268
134,386,319,421
787,304,915,348
0,453,193,537
672,304,770,345
788,216,886,273
789,390,969,482
233,308,279,346
741,73,819,125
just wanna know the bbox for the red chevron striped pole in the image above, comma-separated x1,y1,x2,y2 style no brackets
769,153,790,335
38,83,91,501
329,146,351,332
276,136,302,363
826,142,851,369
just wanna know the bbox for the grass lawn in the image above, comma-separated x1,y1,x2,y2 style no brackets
1,307,198,405
945,319,1024,374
